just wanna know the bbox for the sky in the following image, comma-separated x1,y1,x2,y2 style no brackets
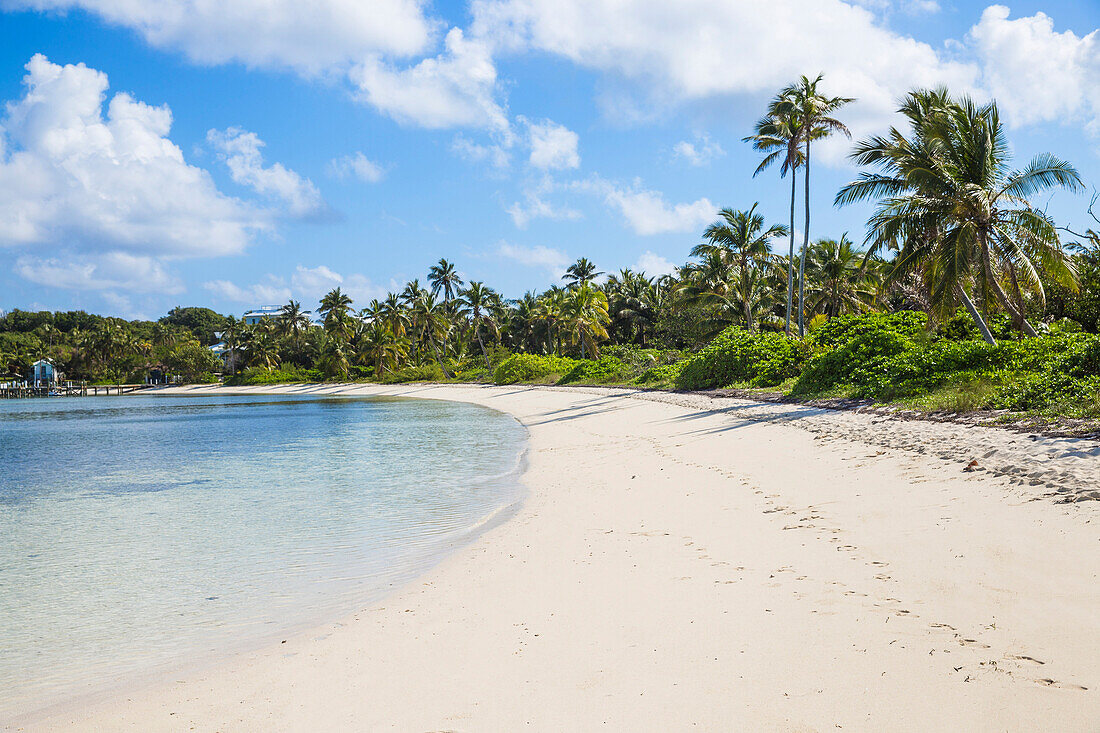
1,0,1099,320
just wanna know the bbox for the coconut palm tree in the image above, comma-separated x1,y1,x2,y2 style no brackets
428,258,464,304
535,288,566,355
804,235,878,317
318,287,354,342
781,74,853,336
689,204,788,332
410,293,455,377
563,284,610,358
379,293,410,338
745,100,804,335
356,322,408,375
563,257,602,288
457,281,499,367
836,89,1081,343
319,336,350,379
277,300,310,349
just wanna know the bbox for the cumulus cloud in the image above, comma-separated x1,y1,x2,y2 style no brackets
507,176,581,228
471,0,979,160
633,250,677,277
329,151,385,183
451,134,511,169
573,176,717,235
524,118,580,169
496,241,569,278
207,127,325,216
3,0,435,75
350,28,510,134
204,265,386,306
0,55,264,258
672,134,724,166
15,252,183,293
969,6,1100,131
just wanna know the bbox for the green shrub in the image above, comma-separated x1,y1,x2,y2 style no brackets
380,363,445,384
675,327,807,390
634,361,685,385
558,356,631,385
806,310,928,351
226,366,320,385
492,354,578,384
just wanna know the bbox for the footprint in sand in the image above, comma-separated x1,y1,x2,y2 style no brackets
1036,678,1089,691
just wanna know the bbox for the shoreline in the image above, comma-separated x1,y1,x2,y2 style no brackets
17,383,1100,730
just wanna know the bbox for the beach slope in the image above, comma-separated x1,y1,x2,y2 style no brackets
22,384,1100,731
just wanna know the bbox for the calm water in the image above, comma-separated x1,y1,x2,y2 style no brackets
0,393,526,720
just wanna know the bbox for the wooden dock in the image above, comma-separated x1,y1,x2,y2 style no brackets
0,382,155,398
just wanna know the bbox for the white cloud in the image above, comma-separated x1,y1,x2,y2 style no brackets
573,176,717,235
496,241,569,278
451,134,511,168
329,151,385,183
351,28,510,134
0,55,264,259
672,134,724,166
4,0,435,75
207,127,325,216
507,176,581,228
15,252,184,293
471,0,980,161
633,250,677,277
524,118,580,169
204,265,386,306
969,6,1100,131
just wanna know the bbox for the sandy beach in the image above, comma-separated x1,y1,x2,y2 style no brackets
16,383,1100,731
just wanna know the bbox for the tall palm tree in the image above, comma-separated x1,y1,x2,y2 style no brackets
535,288,566,355
318,287,354,342
428,258,464,303
457,281,499,367
563,284,610,358
410,293,455,377
745,100,804,335
563,257,602,288
837,89,1081,343
379,293,410,338
781,73,853,336
356,323,408,375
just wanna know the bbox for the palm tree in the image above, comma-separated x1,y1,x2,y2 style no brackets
836,89,1081,343
781,73,853,336
745,100,804,335
379,293,410,338
318,287,354,342
356,323,408,376
428,258,464,303
804,235,878,317
457,281,499,367
563,284,610,358
535,288,566,355
563,257,602,288
689,204,788,332
277,300,310,350
410,293,455,377
319,336,350,380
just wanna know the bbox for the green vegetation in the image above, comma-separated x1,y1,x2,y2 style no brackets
4,76,1099,424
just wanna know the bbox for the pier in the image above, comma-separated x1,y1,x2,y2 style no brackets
0,382,154,398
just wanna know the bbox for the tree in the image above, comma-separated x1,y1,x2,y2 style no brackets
745,99,804,335
563,257,603,287
780,74,853,336
160,307,229,346
277,300,311,349
837,89,1081,344
563,284,610,358
428,258,464,303
165,341,220,382
458,281,499,367
804,235,878,317
319,288,355,343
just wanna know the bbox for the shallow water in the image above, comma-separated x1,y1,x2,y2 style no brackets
0,393,526,720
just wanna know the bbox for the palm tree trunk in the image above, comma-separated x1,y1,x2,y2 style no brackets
957,284,996,346
786,171,796,336
980,237,1038,337
476,327,490,368
798,140,810,337
430,343,454,379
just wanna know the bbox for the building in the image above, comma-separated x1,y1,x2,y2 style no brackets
242,305,283,325
30,358,59,387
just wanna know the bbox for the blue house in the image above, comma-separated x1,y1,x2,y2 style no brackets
30,358,58,387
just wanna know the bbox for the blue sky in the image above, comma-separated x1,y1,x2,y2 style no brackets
1,0,1099,319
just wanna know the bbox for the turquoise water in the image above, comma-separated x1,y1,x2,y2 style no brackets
0,393,526,721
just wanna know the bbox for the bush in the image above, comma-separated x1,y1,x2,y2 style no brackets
558,356,631,385
675,327,807,390
492,354,578,385
806,310,928,351
380,363,445,384
226,366,320,385
634,361,685,386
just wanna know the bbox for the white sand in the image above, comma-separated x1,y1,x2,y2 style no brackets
15,383,1100,731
